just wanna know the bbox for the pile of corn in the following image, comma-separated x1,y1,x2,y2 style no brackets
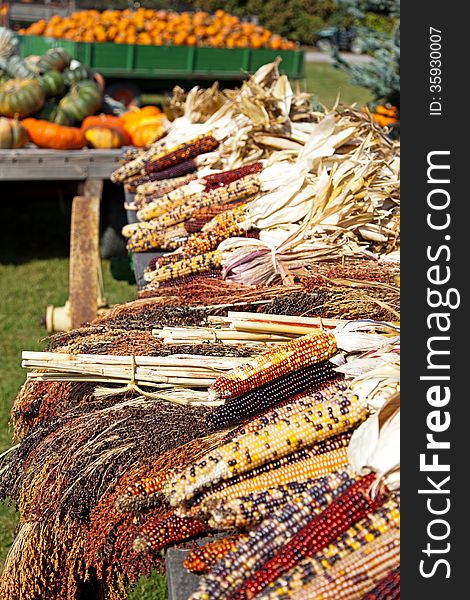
111,60,399,292
0,289,400,599
0,62,400,600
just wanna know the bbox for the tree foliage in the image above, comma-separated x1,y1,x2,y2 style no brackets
334,0,400,106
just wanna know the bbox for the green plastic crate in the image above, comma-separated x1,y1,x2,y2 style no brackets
18,35,305,80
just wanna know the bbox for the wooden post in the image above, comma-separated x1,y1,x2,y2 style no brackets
69,179,103,329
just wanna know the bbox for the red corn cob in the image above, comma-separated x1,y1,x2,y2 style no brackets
232,473,383,599
145,135,219,174
131,159,198,188
362,568,400,600
202,162,263,190
133,510,206,553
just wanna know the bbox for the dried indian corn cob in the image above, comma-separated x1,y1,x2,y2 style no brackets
136,181,204,223
166,395,366,505
144,135,219,174
232,473,383,599
126,225,189,253
209,331,337,402
184,534,245,574
160,434,349,514
207,362,343,431
189,471,360,600
282,531,400,600
133,511,206,554
207,468,358,531
144,250,223,280
184,200,247,233
139,174,260,226
361,567,400,600
111,139,169,183
202,162,263,190
260,495,400,599
134,174,198,207
130,158,198,189
192,442,351,515
183,205,248,255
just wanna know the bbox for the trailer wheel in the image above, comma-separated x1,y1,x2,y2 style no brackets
106,81,141,107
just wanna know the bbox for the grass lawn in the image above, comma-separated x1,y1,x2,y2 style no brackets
0,63,371,596
142,62,372,110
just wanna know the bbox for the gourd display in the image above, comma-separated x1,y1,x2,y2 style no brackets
0,78,45,118
0,26,19,59
121,106,166,147
0,55,35,79
84,125,126,149
63,63,91,86
37,47,71,73
20,9,297,50
58,80,103,123
39,71,65,98
22,118,85,149
0,117,28,149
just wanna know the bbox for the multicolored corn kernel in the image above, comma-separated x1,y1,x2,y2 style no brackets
188,434,351,511
207,361,343,431
183,535,245,574
209,331,338,401
134,173,198,209
257,495,400,599
144,135,219,175
361,567,400,600
166,394,366,505
183,205,247,255
202,162,263,190
148,250,223,282
232,473,383,599
206,468,358,530
139,173,260,229
188,471,361,600
133,511,206,554
271,531,400,600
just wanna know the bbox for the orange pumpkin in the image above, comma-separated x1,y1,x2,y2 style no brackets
130,122,166,147
81,114,131,145
22,118,85,150
22,9,296,50
84,126,126,149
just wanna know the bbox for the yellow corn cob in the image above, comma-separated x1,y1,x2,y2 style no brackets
165,394,367,505
127,225,188,253
139,174,260,225
290,530,400,600
144,250,223,280
183,205,248,256
111,140,168,183
209,331,337,402
137,182,204,221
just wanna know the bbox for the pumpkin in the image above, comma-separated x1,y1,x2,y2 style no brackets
0,79,45,118
21,9,296,50
22,118,85,149
0,117,28,149
130,121,166,147
37,48,71,73
37,102,74,126
63,63,91,86
0,26,19,59
81,114,131,145
58,80,102,123
0,55,35,79
39,71,65,98
84,125,126,149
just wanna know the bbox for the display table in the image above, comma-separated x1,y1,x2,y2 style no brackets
0,149,123,328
